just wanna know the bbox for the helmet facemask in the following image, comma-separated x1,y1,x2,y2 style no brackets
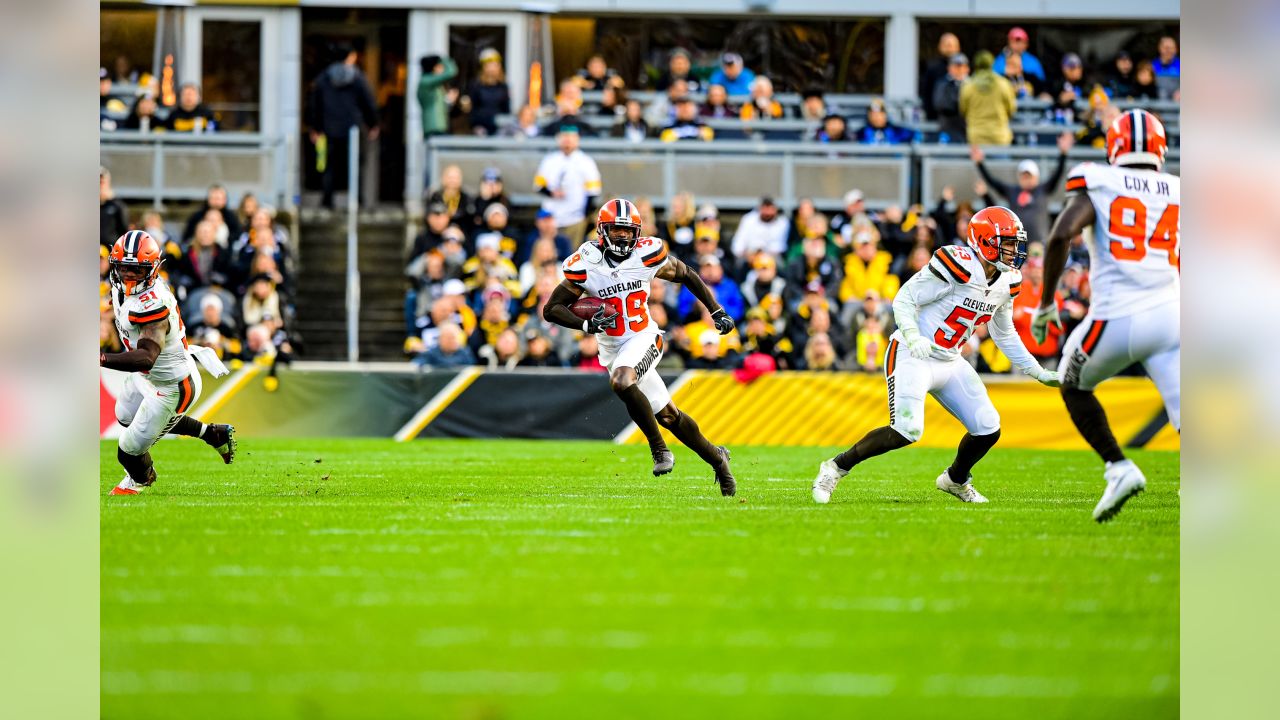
110,258,161,296
600,222,640,260
993,231,1028,272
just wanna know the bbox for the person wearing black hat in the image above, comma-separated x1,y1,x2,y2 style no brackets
408,201,454,264
798,87,827,121
812,113,852,143
932,53,970,144
1105,52,1137,100
473,167,510,231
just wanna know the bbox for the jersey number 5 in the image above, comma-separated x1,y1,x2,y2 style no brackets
1108,198,1179,267
934,306,992,349
601,290,650,336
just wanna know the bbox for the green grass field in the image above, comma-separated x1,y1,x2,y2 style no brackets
100,439,1178,719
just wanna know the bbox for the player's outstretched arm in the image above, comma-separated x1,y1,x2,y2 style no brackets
1032,193,1096,343
988,303,1059,387
656,256,734,334
542,280,589,330
100,319,167,372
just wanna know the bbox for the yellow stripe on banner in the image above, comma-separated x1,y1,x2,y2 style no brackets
190,365,260,423
1145,421,1181,451
626,371,1178,450
394,368,482,441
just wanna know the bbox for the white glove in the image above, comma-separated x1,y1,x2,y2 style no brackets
906,334,932,360
1029,367,1061,387
1029,305,1063,344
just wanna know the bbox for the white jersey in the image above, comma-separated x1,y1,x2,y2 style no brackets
534,149,603,226
563,236,668,351
1066,162,1180,319
111,277,193,384
894,245,1039,372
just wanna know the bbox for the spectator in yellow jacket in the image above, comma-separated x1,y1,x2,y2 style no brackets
838,225,900,304
739,77,785,121
959,50,1016,146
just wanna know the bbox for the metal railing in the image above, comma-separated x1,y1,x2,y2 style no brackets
100,130,293,210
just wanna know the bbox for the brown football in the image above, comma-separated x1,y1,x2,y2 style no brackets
569,296,606,320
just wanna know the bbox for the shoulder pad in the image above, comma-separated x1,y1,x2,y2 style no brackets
1007,270,1024,298
637,236,668,268
1065,161,1096,195
578,241,604,264
126,291,171,325
930,245,975,284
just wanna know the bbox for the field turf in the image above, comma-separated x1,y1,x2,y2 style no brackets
100,439,1178,719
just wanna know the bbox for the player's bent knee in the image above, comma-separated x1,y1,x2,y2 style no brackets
609,368,637,394
118,430,151,457
890,420,923,444
974,406,1001,436
115,403,136,428
655,406,679,427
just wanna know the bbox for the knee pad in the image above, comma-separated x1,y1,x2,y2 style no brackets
115,401,136,428
891,416,924,444
973,405,1001,437
118,426,152,456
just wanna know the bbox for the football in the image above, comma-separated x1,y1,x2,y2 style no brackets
569,296,606,320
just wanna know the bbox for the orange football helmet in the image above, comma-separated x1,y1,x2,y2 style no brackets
109,230,164,296
596,198,643,259
1106,108,1168,169
967,206,1027,271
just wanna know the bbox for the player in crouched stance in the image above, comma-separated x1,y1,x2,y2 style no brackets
101,231,235,495
812,207,1061,504
543,199,737,496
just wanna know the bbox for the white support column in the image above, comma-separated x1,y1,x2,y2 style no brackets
278,8,303,209
883,10,918,103
404,9,434,216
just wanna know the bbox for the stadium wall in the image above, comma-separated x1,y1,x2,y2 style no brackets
100,365,1178,450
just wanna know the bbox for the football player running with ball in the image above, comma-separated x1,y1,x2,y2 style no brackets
544,199,737,496
101,231,236,495
1032,108,1180,522
812,207,1061,505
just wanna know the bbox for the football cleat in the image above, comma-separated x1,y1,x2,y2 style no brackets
936,472,988,503
812,459,847,504
110,475,144,496
714,446,736,497
204,423,237,464
1094,459,1147,523
652,448,675,476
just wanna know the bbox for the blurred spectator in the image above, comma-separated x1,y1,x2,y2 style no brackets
411,279,477,351
660,192,697,253
645,78,687,128
1105,52,1136,100
733,197,790,260
680,306,743,361
574,54,618,91
417,323,477,368
99,167,129,248
521,209,574,265
1001,52,1041,100
813,113,852,143
237,194,259,230
933,53,969,143
661,97,714,141
543,80,591,137
655,48,702,93
165,82,217,132
634,197,660,238
792,213,840,262
844,287,894,336
598,84,627,117
1076,101,1121,149
409,202,454,263
801,332,839,371
464,48,511,136
741,254,788,309
854,315,889,372
100,297,123,352
471,289,513,353
139,210,175,255
478,327,522,370
854,98,913,145
830,189,869,238
897,245,933,285
570,333,605,371
234,208,293,289
839,228,900,304
519,239,562,294
798,88,827,122
417,54,458,140
406,251,450,336
921,33,961,119
700,84,736,119
677,255,744,323
688,205,727,268
503,104,542,139
241,274,283,332
99,70,125,131
121,94,159,132
961,51,1017,146
1132,61,1160,100
970,131,1072,243
993,27,1046,82
1153,36,1180,100
788,198,818,248
739,77,784,121
174,220,232,292
198,207,232,249
306,45,379,209
709,52,756,96
1012,254,1064,365
519,329,565,368
612,99,652,142
686,329,741,370
481,203,519,259
462,233,521,298
740,307,795,369
426,164,477,230
1050,54,1087,123
187,294,243,361
475,167,510,226
870,205,915,262
786,237,842,301
535,126,602,243
110,55,140,85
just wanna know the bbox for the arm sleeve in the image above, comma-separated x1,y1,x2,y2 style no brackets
533,156,552,190
892,267,952,340
987,301,1043,375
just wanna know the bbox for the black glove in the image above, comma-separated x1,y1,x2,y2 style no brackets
585,305,619,334
711,308,735,335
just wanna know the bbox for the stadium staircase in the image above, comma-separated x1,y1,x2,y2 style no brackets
295,209,410,361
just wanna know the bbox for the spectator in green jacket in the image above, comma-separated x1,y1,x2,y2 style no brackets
959,50,1016,146
418,54,458,187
